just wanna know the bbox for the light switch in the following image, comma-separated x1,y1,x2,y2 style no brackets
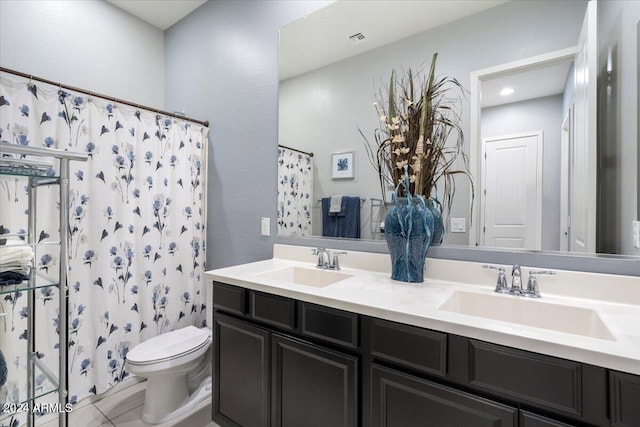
451,218,466,233
633,221,640,249
261,217,270,236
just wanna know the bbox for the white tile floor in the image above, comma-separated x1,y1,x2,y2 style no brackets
39,380,219,427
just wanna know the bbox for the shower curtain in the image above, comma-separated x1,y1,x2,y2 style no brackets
277,146,313,236
0,76,207,416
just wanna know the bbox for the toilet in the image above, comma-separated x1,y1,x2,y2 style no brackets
125,325,212,424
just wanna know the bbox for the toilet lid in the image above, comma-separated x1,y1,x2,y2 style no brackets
126,326,211,365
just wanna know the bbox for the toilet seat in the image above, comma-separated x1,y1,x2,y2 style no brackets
127,326,211,366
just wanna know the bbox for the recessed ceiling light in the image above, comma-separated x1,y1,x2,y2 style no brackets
500,87,514,96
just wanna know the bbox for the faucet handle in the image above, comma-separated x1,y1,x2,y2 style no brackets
529,270,556,276
482,265,509,293
331,251,347,270
311,247,328,268
523,270,555,298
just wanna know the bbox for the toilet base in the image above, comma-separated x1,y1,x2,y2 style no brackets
141,376,212,424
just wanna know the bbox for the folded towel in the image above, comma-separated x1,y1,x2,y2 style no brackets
0,250,34,264
0,242,34,266
0,264,31,275
329,195,343,214
0,350,7,388
0,270,30,286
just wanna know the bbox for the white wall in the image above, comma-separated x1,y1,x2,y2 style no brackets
0,0,165,108
279,0,586,246
481,95,564,251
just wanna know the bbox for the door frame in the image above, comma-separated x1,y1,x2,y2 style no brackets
560,111,571,251
469,46,578,247
480,131,544,250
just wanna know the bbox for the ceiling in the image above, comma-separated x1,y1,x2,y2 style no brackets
107,0,572,107
481,59,573,108
107,0,207,30
280,0,572,107
279,0,509,81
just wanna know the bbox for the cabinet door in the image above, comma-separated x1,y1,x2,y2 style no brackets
371,364,516,427
214,313,270,427
610,370,640,427
272,334,358,427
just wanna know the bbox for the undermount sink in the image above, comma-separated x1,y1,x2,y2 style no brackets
439,291,616,341
257,266,353,288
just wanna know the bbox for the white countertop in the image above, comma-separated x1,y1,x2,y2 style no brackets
205,244,640,375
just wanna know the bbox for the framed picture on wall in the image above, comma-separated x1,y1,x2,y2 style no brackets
331,151,355,179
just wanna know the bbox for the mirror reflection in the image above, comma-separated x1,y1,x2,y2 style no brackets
278,0,640,257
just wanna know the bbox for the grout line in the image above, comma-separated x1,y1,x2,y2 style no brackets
93,402,110,422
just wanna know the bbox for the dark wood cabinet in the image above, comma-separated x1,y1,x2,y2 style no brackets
610,370,640,427
271,334,358,427
371,364,517,427
214,313,270,427
212,281,640,427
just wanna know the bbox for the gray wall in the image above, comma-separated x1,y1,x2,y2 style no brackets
279,0,587,247
597,0,640,256
164,1,332,269
481,95,564,251
0,0,165,108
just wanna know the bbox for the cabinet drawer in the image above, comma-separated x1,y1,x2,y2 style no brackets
519,411,574,427
371,364,516,427
212,282,246,315
369,318,446,377
250,291,296,331
610,370,640,427
466,340,582,417
301,302,359,349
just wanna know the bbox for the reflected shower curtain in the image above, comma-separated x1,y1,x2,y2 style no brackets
277,146,312,236
0,76,207,416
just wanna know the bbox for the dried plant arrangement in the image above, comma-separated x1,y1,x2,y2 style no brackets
361,53,474,218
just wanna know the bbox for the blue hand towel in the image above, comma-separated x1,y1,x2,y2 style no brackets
0,349,7,388
321,196,360,238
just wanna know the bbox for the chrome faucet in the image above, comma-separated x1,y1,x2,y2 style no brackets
331,251,347,270
482,265,509,293
523,270,556,298
312,247,330,268
510,265,522,295
484,264,555,298
311,248,346,270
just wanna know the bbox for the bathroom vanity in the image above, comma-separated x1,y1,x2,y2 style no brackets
205,245,640,427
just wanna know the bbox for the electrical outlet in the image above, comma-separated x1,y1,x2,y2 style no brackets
451,218,466,233
261,217,270,236
633,221,640,249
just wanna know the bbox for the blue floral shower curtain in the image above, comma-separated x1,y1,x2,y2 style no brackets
277,146,313,236
0,76,207,412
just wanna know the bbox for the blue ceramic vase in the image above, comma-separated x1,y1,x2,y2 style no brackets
425,198,444,246
384,194,434,282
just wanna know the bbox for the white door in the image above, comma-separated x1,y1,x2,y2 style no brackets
570,0,597,252
482,132,543,249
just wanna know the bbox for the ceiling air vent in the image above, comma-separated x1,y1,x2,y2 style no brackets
348,32,366,45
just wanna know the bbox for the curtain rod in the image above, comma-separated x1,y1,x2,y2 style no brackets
278,144,314,157
0,66,209,128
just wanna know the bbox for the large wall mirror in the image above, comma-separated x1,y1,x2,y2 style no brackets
278,0,639,259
